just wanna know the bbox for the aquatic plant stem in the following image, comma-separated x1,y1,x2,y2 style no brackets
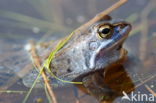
139,0,156,60
22,67,43,103
77,0,127,32
137,75,156,97
145,85,156,97
27,40,57,103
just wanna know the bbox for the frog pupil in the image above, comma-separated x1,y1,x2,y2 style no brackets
102,28,110,34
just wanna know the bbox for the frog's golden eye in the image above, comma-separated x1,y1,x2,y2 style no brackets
98,25,113,39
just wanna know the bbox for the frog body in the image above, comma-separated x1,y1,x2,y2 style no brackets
23,16,132,88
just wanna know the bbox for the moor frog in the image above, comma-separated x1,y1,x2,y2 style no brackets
22,15,132,88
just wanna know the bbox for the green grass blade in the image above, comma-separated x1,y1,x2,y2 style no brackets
44,32,83,84
22,67,44,103
0,10,70,31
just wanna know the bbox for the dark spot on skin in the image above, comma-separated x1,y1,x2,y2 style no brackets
88,29,92,33
53,72,57,75
67,59,71,64
67,68,72,73
14,61,19,65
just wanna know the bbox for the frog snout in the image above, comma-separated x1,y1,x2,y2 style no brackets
122,22,132,31
118,22,132,33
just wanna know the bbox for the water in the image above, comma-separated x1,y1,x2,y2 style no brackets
0,0,156,103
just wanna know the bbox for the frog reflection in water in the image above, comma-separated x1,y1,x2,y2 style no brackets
23,15,132,101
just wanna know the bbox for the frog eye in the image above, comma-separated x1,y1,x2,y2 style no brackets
98,25,113,39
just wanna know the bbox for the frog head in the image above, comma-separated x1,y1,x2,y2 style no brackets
69,16,132,80
87,18,131,70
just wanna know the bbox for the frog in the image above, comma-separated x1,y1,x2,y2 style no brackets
22,15,132,88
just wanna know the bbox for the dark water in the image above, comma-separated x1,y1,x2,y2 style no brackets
0,0,156,103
